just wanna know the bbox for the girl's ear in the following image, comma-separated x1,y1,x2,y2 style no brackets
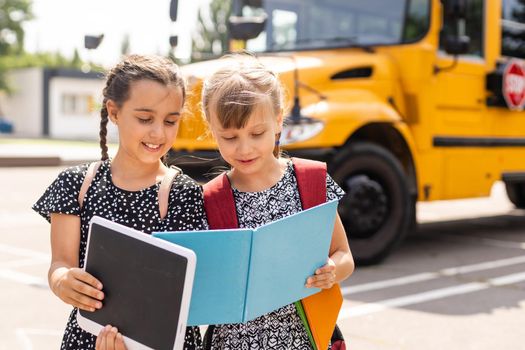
106,100,119,124
276,111,284,133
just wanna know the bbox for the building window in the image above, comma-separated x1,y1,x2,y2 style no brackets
61,94,94,115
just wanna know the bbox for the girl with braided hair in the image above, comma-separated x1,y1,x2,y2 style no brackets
33,54,207,350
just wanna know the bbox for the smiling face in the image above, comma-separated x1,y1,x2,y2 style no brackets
107,79,183,166
209,98,283,177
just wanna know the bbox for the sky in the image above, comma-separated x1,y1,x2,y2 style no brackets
23,0,210,67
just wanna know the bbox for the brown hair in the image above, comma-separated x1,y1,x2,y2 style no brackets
201,53,284,157
99,54,186,161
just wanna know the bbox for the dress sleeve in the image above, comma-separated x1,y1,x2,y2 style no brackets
168,174,209,231
326,173,345,202
32,165,87,223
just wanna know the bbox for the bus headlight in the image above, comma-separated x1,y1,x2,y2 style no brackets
280,117,324,145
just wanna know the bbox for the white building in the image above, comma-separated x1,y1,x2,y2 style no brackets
1,67,117,140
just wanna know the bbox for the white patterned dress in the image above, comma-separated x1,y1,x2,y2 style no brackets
210,160,344,350
33,160,207,350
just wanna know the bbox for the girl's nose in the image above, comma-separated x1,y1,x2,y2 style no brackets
237,139,252,155
149,122,163,138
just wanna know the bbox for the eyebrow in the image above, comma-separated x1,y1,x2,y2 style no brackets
218,121,269,131
133,108,180,116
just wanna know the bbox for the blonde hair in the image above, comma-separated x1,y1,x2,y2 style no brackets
201,53,285,157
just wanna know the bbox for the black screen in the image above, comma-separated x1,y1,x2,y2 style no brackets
79,223,188,349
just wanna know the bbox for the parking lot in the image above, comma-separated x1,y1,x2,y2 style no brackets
1,166,524,350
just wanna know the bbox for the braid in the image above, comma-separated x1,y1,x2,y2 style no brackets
99,69,117,161
99,101,109,161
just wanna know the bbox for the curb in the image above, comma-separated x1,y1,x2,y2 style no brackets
0,157,96,167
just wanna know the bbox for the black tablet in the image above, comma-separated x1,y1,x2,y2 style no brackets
77,216,196,350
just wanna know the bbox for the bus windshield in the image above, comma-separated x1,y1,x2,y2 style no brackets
242,0,431,52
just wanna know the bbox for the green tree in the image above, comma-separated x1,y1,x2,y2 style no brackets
121,33,131,56
0,0,33,55
71,48,82,68
191,0,231,62
0,0,33,95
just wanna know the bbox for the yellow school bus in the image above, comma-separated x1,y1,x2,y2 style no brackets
172,0,525,264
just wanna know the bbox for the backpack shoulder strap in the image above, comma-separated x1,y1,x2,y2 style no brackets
292,157,327,210
203,173,239,229
78,161,103,209
158,166,182,220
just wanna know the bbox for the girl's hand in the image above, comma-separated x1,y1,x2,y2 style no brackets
305,258,337,289
96,325,127,350
53,267,104,312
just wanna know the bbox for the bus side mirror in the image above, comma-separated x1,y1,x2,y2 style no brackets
84,34,104,50
169,35,178,48
441,0,470,55
170,0,178,22
443,0,467,20
228,14,267,41
443,35,470,55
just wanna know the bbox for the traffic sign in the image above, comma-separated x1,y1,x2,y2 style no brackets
503,59,525,111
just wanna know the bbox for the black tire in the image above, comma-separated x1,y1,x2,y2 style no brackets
504,181,525,208
329,142,414,265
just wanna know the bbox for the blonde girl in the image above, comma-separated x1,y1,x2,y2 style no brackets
201,54,354,350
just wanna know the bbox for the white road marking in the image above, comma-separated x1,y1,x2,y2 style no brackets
15,328,32,350
0,268,48,288
343,272,439,295
0,243,49,288
437,234,525,250
0,258,48,269
342,254,525,295
16,328,63,350
491,271,525,286
0,243,50,260
339,271,525,319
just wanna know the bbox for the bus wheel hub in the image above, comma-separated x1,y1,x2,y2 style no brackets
341,175,388,238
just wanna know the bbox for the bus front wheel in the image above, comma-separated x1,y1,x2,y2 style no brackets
330,142,414,265
504,181,525,208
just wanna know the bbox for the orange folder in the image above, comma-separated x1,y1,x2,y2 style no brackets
301,284,343,350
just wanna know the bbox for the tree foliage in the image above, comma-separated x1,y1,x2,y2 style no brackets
191,0,231,62
0,0,33,55
0,1,99,94
120,34,131,56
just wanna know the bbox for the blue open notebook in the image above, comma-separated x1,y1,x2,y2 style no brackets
153,200,338,326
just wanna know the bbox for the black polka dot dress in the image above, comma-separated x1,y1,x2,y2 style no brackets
210,160,344,350
33,160,208,350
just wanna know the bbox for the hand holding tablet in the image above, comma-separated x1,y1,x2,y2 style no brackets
78,216,196,350
95,325,126,350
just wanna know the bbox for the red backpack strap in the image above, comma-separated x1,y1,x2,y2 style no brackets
203,173,239,229
292,157,327,210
